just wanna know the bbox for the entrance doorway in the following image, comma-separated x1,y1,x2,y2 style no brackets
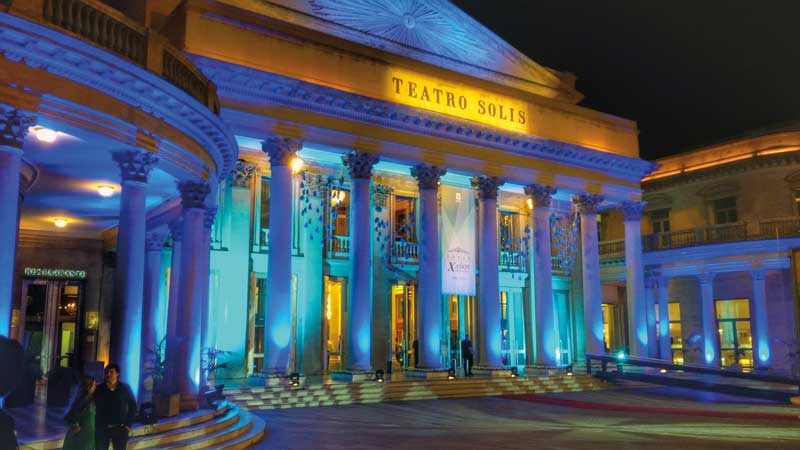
602,303,627,353
391,283,416,370
445,295,475,370
323,277,345,372
500,290,525,366
20,280,84,375
553,289,573,366
716,299,753,369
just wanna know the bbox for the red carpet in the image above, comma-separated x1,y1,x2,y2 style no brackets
503,394,800,421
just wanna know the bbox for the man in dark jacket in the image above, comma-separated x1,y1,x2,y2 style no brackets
0,408,18,450
460,335,474,377
94,363,137,450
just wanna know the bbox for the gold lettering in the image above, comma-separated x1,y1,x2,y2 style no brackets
478,100,486,115
498,104,508,121
408,81,418,98
420,86,430,102
392,77,404,94
446,92,456,108
518,110,526,125
458,95,467,110
488,103,496,117
433,88,443,104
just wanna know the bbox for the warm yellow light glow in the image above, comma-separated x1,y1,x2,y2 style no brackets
526,198,533,210
97,185,115,197
331,189,346,206
641,169,683,182
683,154,753,173
325,293,332,321
33,126,57,143
54,218,68,228
756,146,800,156
291,157,304,174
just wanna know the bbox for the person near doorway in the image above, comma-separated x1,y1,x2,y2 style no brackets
62,376,96,450
0,407,18,450
412,339,419,367
461,335,474,377
94,364,136,450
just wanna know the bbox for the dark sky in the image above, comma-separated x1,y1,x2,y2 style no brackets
452,0,800,160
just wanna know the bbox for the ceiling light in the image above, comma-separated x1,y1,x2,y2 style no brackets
32,126,57,143
54,218,68,228
97,185,115,197
291,157,304,174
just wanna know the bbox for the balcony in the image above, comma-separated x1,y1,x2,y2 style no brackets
599,216,800,255
327,235,350,260
499,250,527,271
391,241,419,263
9,0,219,115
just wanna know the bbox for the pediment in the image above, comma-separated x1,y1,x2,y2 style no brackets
240,0,578,100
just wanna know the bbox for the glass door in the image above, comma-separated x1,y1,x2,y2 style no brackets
323,277,345,372
391,284,416,370
445,295,475,369
716,299,753,369
553,289,573,366
500,290,525,366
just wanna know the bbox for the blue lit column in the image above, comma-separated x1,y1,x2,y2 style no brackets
698,273,719,366
573,194,604,356
0,110,33,337
751,269,770,368
262,136,301,376
644,276,658,358
198,205,217,389
411,164,447,369
165,219,182,390
343,151,379,372
622,201,648,358
175,181,209,409
656,277,672,360
473,176,505,368
525,184,558,367
111,150,158,400
142,231,167,401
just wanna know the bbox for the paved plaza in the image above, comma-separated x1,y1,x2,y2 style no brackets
251,389,800,450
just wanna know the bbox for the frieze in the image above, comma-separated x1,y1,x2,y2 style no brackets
410,164,447,190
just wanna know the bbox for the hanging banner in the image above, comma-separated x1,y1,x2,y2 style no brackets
441,185,476,295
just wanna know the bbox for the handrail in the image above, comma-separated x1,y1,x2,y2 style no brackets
10,0,219,114
585,353,800,387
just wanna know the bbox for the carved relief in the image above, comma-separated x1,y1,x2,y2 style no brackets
621,201,647,221
373,184,394,209
0,109,35,149
524,183,557,208
471,176,505,200
177,181,210,209
262,135,302,167
342,151,379,179
410,164,447,190
572,193,604,215
230,160,257,188
112,150,158,183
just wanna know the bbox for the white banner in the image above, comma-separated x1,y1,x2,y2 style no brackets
441,185,476,295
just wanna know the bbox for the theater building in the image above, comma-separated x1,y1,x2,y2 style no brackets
599,126,800,375
26,0,800,410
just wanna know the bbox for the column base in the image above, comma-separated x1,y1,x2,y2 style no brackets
331,370,376,383
472,366,518,377
403,368,453,380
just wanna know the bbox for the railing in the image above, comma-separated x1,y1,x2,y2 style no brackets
640,222,747,252
759,216,800,238
598,239,624,255
551,257,565,274
18,0,220,114
391,241,418,262
327,235,350,259
499,250,526,270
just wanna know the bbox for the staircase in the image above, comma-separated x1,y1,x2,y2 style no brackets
19,403,265,450
227,374,608,410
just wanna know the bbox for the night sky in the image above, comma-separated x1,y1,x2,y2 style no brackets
452,0,800,160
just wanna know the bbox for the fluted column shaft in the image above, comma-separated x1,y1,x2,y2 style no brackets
0,110,33,337
574,194,604,356
112,150,158,401
698,273,719,366
199,205,216,389
142,231,167,401
656,278,671,360
262,137,301,376
751,269,770,368
622,201,648,357
526,184,558,367
175,181,209,409
344,151,379,372
474,176,505,367
165,220,182,390
411,165,447,369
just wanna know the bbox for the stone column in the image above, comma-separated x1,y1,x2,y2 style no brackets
525,184,558,367
644,276,658,358
175,181,209,409
622,201,648,358
751,269,770,368
656,277,671,361
0,109,33,337
343,151,379,372
111,150,158,400
198,205,216,389
698,273,719,366
261,136,301,377
411,164,447,369
141,231,167,401
473,176,505,368
573,194,604,356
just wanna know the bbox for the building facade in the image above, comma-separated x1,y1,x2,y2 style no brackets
600,127,800,375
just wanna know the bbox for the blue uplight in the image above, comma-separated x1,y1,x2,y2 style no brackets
616,350,626,361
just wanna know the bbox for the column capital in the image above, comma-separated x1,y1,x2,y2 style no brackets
230,159,257,188
697,272,715,285
113,150,158,183
572,193,604,215
203,207,217,231
262,135,302,167
342,151,379,179
373,183,393,209
471,176,505,200
410,164,447,190
145,231,169,251
621,201,647,221
177,181,210,209
0,109,35,149
524,183,557,208
168,219,183,242
751,268,766,281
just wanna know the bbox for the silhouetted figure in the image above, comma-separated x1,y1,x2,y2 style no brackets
0,408,18,450
412,339,419,367
461,335,474,377
94,364,136,450
62,376,96,450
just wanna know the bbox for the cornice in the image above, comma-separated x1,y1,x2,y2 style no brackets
0,13,238,179
191,56,655,183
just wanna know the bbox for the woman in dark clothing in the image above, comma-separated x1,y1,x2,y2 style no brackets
62,376,96,450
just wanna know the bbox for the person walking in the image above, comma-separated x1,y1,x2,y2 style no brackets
460,335,474,377
94,364,136,450
62,376,96,450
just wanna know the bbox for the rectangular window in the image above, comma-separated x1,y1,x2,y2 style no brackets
667,303,683,364
394,196,417,243
330,189,350,236
649,208,671,233
716,299,753,369
713,197,738,224
258,177,271,248
499,211,520,251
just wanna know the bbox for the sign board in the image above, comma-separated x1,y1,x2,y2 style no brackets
24,267,87,279
441,185,476,295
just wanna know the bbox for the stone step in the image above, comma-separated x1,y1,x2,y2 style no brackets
206,410,267,450
129,407,240,449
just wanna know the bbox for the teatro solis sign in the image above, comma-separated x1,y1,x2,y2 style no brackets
24,267,87,279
